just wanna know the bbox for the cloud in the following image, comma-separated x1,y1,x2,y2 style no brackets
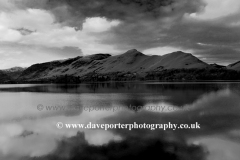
0,8,56,32
40,0,204,28
0,0,17,11
0,0,240,67
0,4,123,68
0,26,22,42
15,28,35,35
0,43,83,69
83,17,120,33
192,0,240,20
34,0,239,64
23,0,204,51
143,46,193,56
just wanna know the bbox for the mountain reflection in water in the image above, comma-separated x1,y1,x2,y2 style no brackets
0,82,240,160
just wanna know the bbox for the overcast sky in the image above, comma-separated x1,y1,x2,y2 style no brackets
0,0,240,68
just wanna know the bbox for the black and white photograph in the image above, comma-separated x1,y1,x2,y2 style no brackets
0,0,240,160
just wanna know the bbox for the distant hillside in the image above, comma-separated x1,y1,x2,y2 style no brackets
17,49,209,82
227,61,240,70
146,68,240,81
0,71,12,83
210,63,226,69
1,67,26,80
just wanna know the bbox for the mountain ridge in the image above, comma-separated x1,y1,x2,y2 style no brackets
227,61,240,70
0,67,26,80
17,49,209,81
2,49,240,83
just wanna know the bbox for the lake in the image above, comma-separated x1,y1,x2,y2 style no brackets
0,82,240,160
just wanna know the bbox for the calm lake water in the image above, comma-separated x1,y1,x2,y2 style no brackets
0,82,240,160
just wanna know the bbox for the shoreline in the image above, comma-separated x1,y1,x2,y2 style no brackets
2,80,240,85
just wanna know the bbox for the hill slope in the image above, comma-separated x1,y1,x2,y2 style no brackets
227,61,240,70
0,71,12,83
210,63,226,69
1,67,26,79
18,49,209,82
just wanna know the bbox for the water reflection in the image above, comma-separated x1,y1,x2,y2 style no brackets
0,82,240,160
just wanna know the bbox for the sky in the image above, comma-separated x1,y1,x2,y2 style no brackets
0,0,240,69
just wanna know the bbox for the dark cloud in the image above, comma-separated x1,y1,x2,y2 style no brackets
13,0,240,64
46,0,175,28
99,11,240,64
14,0,205,29
153,17,240,64
15,28,36,35
14,0,205,46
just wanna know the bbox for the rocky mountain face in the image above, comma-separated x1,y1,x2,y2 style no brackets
17,49,209,82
